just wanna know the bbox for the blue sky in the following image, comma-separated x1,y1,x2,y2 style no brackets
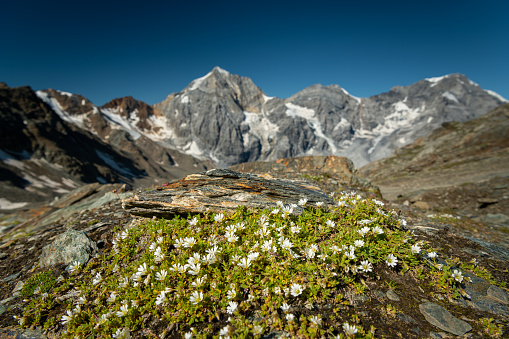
1,0,508,106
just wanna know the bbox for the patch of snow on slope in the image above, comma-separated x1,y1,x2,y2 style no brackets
333,117,350,132
100,108,141,140
485,90,508,102
95,150,136,177
425,75,448,87
38,175,62,188
442,91,460,104
242,112,279,149
0,198,28,210
58,91,73,97
146,115,176,141
341,88,361,103
36,91,87,127
181,95,189,104
215,67,230,76
360,101,423,154
188,71,212,91
182,140,206,159
468,79,480,87
263,94,274,103
62,178,79,188
0,149,25,170
285,103,315,120
285,103,337,152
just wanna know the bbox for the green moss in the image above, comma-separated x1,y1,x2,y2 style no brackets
21,270,57,297
301,174,324,181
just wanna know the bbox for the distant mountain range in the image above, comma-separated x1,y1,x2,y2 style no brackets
152,67,505,167
0,68,506,208
0,83,213,208
357,103,509,222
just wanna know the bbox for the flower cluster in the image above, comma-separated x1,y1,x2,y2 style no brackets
19,190,464,339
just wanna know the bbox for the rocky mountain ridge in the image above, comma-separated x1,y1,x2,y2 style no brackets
153,67,506,167
1,69,506,210
0,84,213,210
27,68,508,170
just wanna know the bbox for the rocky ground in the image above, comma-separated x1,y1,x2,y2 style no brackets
0,156,507,338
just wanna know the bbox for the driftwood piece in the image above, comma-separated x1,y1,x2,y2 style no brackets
122,169,335,218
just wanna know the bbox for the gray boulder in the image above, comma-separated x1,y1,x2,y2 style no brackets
39,228,98,268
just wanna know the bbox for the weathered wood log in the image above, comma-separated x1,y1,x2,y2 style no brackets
122,169,335,218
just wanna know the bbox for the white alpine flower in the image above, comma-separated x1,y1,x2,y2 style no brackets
116,304,129,317
358,260,373,273
238,257,252,268
280,238,293,250
183,237,197,248
189,291,204,305
280,302,291,313
187,262,201,275
154,246,165,263
309,315,322,326
227,289,236,299
386,254,398,268
411,243,421,254
188,217,199,226
290,283,305,297
155,291,167,305
226,301,238,314
452,269,464,283
92,272,102,285
60,310,74,324
155,269,168,281
343,322,358,336
214,213,224,222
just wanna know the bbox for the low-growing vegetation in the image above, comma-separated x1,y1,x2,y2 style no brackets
15,192,490,338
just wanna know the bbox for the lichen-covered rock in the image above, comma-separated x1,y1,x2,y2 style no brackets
39,228,98,268
122,169,335,218
419,302,472,336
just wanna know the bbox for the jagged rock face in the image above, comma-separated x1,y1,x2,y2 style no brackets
101,96,160,132
340,74,506,165
358,104,509,182
45,88,96,116
154,67,278,165
154,69,506,168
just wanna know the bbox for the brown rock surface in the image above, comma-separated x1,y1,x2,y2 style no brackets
230,155,379,196
122,168,335,218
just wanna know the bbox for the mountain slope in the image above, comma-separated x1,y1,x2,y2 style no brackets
153,69,506,167
36,89,214,180
357,104,509,219
0,84,213,209
358,103,509,183
0,84,146,207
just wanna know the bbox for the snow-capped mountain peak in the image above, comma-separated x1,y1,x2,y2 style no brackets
35,68,509,170
154,69,506,168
